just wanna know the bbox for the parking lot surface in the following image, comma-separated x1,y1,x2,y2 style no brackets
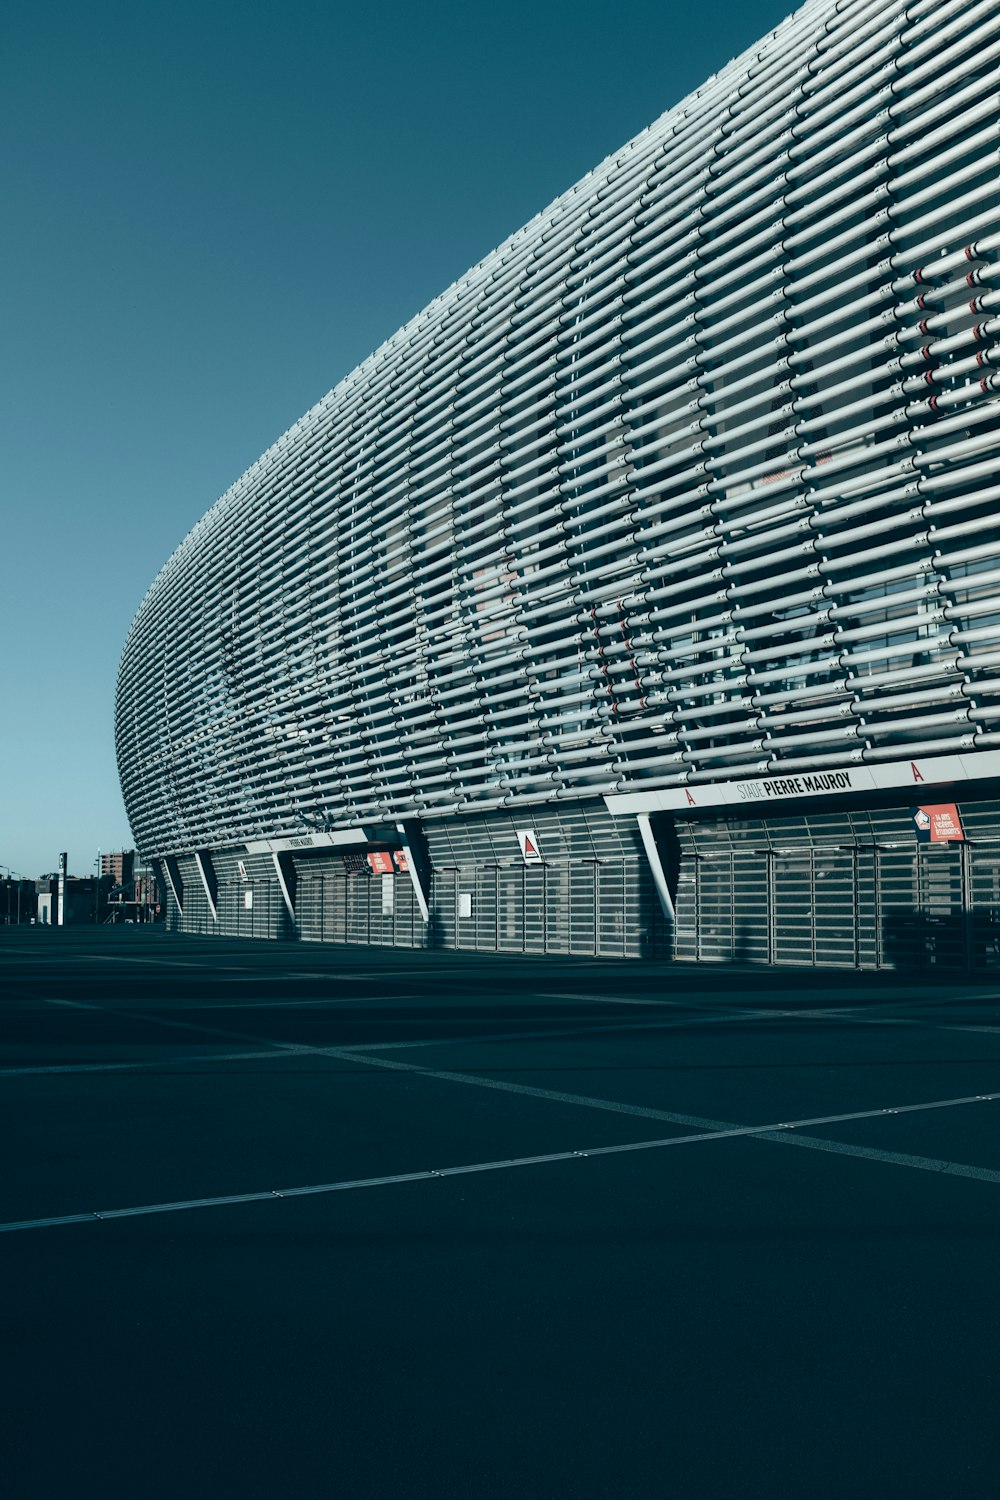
4,927,1000,1497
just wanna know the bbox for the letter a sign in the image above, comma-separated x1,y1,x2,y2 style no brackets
516,829,542,863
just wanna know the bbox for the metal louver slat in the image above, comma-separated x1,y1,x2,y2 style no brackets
115,0,1000,860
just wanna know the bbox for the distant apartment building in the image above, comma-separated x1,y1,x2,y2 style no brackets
102,850,135,886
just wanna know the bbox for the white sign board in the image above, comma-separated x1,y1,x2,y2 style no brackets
604,748,1000,818
243,889,253,910
516,829,542,863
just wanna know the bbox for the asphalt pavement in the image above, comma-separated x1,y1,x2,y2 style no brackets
4,926,1000,1497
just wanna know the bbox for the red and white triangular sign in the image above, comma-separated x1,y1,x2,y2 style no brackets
516,829,542,863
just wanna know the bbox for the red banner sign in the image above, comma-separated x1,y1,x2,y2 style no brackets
912,804,965,843
366,851,395,874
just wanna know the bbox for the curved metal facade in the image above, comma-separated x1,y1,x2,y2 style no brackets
117,0,1000,859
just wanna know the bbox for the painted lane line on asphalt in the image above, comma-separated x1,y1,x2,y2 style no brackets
0,979,762,1077
832,1013,1000,1041
11,986,763,1070
349,1012,737,1053
0,1047,303,1078
319,1042,1000,1144
26,991,1000,1140
754,1130,1000,1180
67,953,483,980
163,994,424,1010
9,998,1000,1077
0,1006,754,1076
19,993,1000,1194
541,991,713,1009
359,1005,830,1052
17,994,103,1010
3,1093,1000,1235
535,994,847,1021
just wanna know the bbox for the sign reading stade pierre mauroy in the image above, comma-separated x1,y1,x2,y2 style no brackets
734,769,855,802
605,749,999,820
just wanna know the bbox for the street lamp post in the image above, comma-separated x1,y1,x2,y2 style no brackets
95,849,101,925
0,867,24,926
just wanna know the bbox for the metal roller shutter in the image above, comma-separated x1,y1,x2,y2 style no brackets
731,852,769,965
523,867,545,953
696,854,734,963
856,849,878,971
915,845,966,971
346,878,370,946
968,848,1000,971
771,854,813,966
673,861,699,961
476,867,498,951
455,869,477,951
877,847,921,970
433,869,458,949
813,852,857,968
543,866,571,955
326,877,348,944
297,876,323,942
571,863,597,956
498,866,524,952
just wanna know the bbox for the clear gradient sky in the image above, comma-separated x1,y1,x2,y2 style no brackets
2,0,791,878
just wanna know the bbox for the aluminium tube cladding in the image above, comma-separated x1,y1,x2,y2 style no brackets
115,0,1000,860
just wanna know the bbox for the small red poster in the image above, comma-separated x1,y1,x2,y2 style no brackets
912,804,965,843
366,851,395,874
392,849,409,873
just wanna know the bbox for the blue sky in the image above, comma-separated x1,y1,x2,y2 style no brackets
2,0,790,877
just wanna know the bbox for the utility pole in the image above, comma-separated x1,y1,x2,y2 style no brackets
95,848,101,924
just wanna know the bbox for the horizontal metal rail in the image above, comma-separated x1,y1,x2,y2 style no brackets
116,0,1000,856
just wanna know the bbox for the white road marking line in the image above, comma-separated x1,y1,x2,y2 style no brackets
838,1014,1000,1041
8,999,999,1076
26,995,101,1010
0,1047,299,1078
23,987,1000,1147
0,1007,759,1076
61,953,479,979
2,985,774,1072
350,1010,738,1052
163,995,423,1010
10,980,1000,1077
541,991,705,1008
2,1093,998,1235
760,1131,1000,1179
0,1002,827,1076
13,991,1000,1206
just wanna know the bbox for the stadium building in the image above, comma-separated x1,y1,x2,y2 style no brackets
116,0,1000,971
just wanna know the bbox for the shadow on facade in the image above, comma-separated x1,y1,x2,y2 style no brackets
881,907,1000,974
